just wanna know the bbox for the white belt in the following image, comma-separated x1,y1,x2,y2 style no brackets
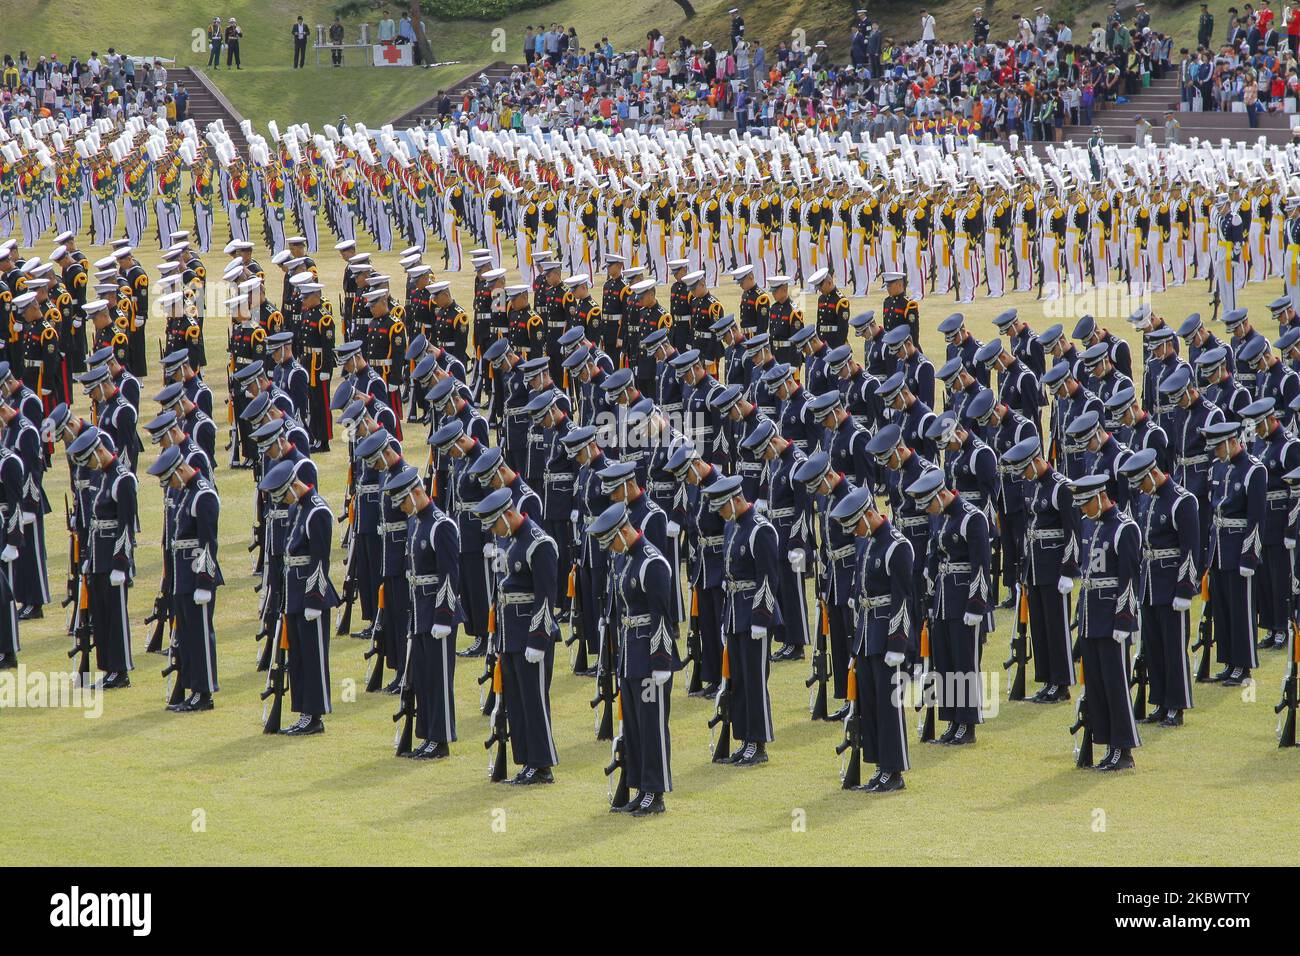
1176,454,1209,467
357,483,380,494
770,507,796,519
939,561,971,574
500,591,533,606
700,535,724,548
1027,527,1064,541
285,555,310,567
863,594,891,609
897,515,929,529
830,544,856,562
381,521,407,534
1266,490,1289,501
621,614,651,627
170,538,199,550
408,573,445,586
1143,547,1179,559
1081,576,1118,590
725,579,756,592
1213,515,1246,529
91,519,119,530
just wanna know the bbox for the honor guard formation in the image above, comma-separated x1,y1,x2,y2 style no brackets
6,104,1300,816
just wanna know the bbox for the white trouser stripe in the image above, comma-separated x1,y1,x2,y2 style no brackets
315,617,331,714
538,657,558,765
118,581,133,671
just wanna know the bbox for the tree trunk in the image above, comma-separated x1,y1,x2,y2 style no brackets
410,0,435,65
672,0,697,18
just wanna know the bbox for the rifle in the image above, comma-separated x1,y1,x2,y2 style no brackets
1002,585,1030,701
484,656,510,782
708,644,732,763
916,617,936,742
1069,662,1094,768
806,598,830,720
335,493,358,637
260,616,289,734
590,617,615,741
684,586,703,695
990,525,1003,608
248,490,265,576
835,664,862,790
479,550,501,715
604,692,630,809
392,636,416,756
67,575,94,685
254,612,275,671
160,616,185,708
1276,620,1299,748
62,495,78,632
143,588,169,655
1192,573,1215,682
563,563,590,674
1130,631,1148,722
365,581,388,692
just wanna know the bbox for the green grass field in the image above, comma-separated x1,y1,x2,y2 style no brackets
1,194,1298,867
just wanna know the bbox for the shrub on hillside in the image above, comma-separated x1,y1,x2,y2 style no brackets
334,0,551,22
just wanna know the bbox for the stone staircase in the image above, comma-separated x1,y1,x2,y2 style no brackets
1063,73,1295,147
175,66,251,155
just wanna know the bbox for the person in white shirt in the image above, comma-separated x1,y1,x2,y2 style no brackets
1057,21,1073,44
920,10,936,50
378,14,397,42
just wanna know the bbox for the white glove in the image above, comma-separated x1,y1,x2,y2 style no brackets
569,509,579,525
482,542,496,559
1057,576,1074,595
1287,538,1297,551
193,589,212,605
1111,630,1129,644
304,607,321,622
494,551,508,572
755,498,768,513
1172,596,1192,612
20,511,34,526
109,570,126,587
0,545,16,562
666,520,681,537
884,651,906,667
789,548,806,572
963,611,982,627
432,624,451,639
1240,567,1255,578
524,645,546,664
80,559,89,574
651,669,671,686
750,625,767,640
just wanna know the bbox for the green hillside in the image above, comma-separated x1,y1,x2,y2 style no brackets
0,0,1196,129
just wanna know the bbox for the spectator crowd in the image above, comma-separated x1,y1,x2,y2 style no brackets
1,49,189,127
1180,1,1300,127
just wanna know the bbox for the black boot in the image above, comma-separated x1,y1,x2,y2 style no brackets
631,792,666,816
873,771,906,792
1158,709,1184,727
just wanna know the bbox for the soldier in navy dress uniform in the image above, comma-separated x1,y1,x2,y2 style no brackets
1119,449,1199,728
387,466,460,760
482,337,530,474
1070,473,1143,771
766,361,819,455
709,384,768,503
0,398,49,619
526,388,578,623
1224,309,1264,396
161,349,214,421
1196,345,1248,424
928,410,997,524
938,312,988,387
707,473,782,765
878,371,937,464
68,427,136,688
977,337,1041,436
147,445,222,712
1107,387,1170,475
1001,435,1081,702
1240,397,1300,651
850,310,891,379
429,420,491,658
1159,365,1223,551
357,428,410,693
831,486,913,793
937,358,982,431
1177,312,1232,376
268,332,311,436
743,418,811,663
258,459,339,735
741,333,779,421
1203,419,1265,685
882,324,934,410
994,307,1046,378
793,324,833,399
670,349,727,467
474,487,561,785
1069,412,1133,514
967,388,1032,604
906,469,992,745
665,441,725,696
1042,362,1101,479
1241,335,1300,432
867,423,938,641
590,501,677,816
1073,313,1132,380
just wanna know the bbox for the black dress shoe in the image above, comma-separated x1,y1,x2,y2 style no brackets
18,605,42,620
725,744,747,764
1049,686,1070,702
99,672,131,690
352,627,374,641
1211,665,1234,682
944,723,975,745
399,741,424,758
698,682,720,698
856,769,884,792
631,792,666,816
1274,632,1289,650
873,771,906,793
1140,707,1168,724
0,653,16,669
997,594,1017,610
1097,748,1135,771
734,743,769,766
574,666,598,678
415,740,450,760
383,678,403,695
1093,747,1117,770
1158,710,1184,727
1258,633,1277,650
1221,668,1251,687
937,722,959,744
178,693,214,713
283,716,325,736
827,703,851,722
612,791,643,813
515,766,554,785
456,636,487,658
1029,685,1051,703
